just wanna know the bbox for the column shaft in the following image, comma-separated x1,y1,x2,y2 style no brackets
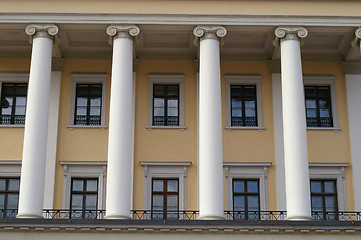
196,27,225,220
18,36,53,218
277,27,312,220
105,25,138,219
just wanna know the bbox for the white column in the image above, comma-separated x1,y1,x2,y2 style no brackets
105,25,139,219
275,26,312,220
17,24,59,218
194,26,226,220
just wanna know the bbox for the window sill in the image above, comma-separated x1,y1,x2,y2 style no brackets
67,125,107,130
307,127,340,132
0,124,25,128
146,126,186,131
225,126,265,132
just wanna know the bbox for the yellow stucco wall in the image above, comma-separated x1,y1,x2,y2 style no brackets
0,58,355,211
1,0,361,16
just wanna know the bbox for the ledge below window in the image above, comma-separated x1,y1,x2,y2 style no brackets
225,126,265,132
0,124,25,128
146,125,186,131
307,127,340,132
67,125,107,130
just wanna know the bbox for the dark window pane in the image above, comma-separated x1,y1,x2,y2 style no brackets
152,195,163,210
86,180,98,191
154,85,165,96
71,194,83,210
247,181,259,193
324,181,336,193
75,84,102,125
90,85,102,95
167,195,178,209
248,195,259,211
311,196,323,211
305,86,333,127
311,181,322,193
153,180,163,192
233,196,245,210
305,87,316,97
167,86,179,96
85,195,97,210
8,179,19,191
0,179,5,191
0,194,4,209
231,86,242,97
233,180,244,193
7,194,19,209
318,87,330,97
153,85,179,126
230,85,257,127
243,86,256,97
15,84,27,94
72,180,84,191
167,180,178,192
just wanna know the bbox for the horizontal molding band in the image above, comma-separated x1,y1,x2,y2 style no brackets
0,13,361,26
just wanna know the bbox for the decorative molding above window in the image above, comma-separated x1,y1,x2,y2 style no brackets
309,162,348,212
147,73,185,130
60,161,107,211
223,162,271,212
68,73,107,130
303,75,340,132
225,74,264,131
0,72,29,128
0,161,21,177
140,161,191,214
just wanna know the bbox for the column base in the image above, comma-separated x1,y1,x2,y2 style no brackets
104,214,132,220
16,213,43,219
198,215,225,220
286,215,313,221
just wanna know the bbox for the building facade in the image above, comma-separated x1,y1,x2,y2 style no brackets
1,0,361,238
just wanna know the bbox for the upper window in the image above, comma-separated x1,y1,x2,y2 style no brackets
225,74,263,130
70,178,98,219
147,74,185,130
0,178,20,218
230,85,257,127
305,86,333,127
0,83,27,125
153,85,179,126
303,75,339,130
311,179,338,220
232,179,260,220
152,179,179,219
69,73,107,129
74,84,102,125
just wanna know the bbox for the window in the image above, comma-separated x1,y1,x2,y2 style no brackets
232,179,260,220
303,75,339,130
152,179,179,219
311,180,338,220
61,161,106,218
225,74,263,130
153,85,179,126
0,178,20,218
141,161,190,219
305,86,333,127
70,178,98,219
0,83,27,125
224,162,270,219
74,84,102,125
147,74,185,130
69,73,107,128
230,85,257,127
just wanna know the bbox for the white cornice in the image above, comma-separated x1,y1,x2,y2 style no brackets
0,13,361,27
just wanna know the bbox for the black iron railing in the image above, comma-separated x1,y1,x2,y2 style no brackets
0,115,25,125
153,116,179,126
231,117,257,127
306,117,333,127
75,115,101,125
2,209,361,221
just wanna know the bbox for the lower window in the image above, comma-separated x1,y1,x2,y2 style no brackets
0,178,20,218
232,179,260,220
311,179,338,220
152,179,179,219
70,178,98,219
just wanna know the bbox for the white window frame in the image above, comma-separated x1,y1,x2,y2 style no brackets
303,75,340,131
146,73,185,130
224,162,271,211
309,163,348,212
68,73,107,130
225,74,264,131
140,161,191,215
0,72,29,128
60,161,107,211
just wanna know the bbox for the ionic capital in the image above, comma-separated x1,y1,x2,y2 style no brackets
25,24,59,43
106,25,140,44
193,25,227,45
351,27,361,50
273,26,308,46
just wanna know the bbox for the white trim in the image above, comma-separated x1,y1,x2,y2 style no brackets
1,13,361,27
0,161,21,177
271,73,287,211
140,162,191,214
303,75,339,130
225,74,264,131
69,73,108,127
223,162,271,212
345,73,361,211
147,73,185,130
60,161,107,211
308,163,348,212
0,72,29,127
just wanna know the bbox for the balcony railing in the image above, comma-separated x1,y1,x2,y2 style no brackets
0,115,25,125
306,117,333,127
231,117,257,127
75,115,101,125
2,209,361,221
